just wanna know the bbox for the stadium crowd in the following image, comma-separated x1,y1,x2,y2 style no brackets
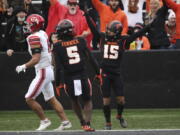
0,0,179,52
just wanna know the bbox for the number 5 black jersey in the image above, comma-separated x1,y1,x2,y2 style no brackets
53,37,100,86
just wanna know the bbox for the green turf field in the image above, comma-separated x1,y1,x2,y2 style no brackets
0,109,179,131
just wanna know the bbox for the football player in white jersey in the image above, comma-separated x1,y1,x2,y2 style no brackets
15,14,72,131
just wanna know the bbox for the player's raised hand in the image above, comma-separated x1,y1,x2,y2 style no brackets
15,64,26,74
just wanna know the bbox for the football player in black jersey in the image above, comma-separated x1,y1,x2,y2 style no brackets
84,8,153,130
53,19,101,131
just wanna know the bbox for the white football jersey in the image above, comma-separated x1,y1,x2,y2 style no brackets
27,30,52,70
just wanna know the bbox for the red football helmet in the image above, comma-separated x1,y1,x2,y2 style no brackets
25,14,45,33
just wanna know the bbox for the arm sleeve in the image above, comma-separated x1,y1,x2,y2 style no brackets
163,0,178,11
28,36,42,54
146,0,150,12
84,11,101,43
125,25,151,47
121,13,128,35
82,39,100,75
53,45,65,86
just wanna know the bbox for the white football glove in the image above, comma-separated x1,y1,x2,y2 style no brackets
16,64,26,74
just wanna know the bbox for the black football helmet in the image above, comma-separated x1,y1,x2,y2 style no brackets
105,20,122,41
56,19,74,39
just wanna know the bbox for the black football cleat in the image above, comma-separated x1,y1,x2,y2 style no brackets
119,117,128,128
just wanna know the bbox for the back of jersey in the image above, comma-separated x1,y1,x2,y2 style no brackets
27,30,52,70
54,37,87,77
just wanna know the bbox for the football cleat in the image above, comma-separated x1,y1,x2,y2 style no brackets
82,125,95,132
119,117,128,128
36,119,51,131
54,120,72,131
104,123,112,130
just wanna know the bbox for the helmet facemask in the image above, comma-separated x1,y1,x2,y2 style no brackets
105,20,122,41
23,21,32,34
56,19,75,40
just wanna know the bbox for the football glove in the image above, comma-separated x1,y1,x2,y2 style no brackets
56,84,65,96
15,64,26,74
95,74,103,86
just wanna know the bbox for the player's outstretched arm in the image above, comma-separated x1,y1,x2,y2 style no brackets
83,7,101,44
163,0,178,11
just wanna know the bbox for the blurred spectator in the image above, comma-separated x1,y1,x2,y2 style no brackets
64,1,91,38
103,0,124,9
129,23,151,50
6,7,28,56
165,10,176,49
10,0,40,15
23,0,40,15
144,0,161,25
0,0,13,51
163,0,180,49
145,0,170,49
46,0,92,49
0,0,8,12
146,0,163,12
45,0,66,36
91,0,128,35
121,0,146,35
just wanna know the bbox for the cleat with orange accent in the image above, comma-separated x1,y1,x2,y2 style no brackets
104,123,112,130
82,125,95,132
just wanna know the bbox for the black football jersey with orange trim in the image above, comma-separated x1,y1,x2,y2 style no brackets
53,37,99,85
84,12,150,75
100,37,127,75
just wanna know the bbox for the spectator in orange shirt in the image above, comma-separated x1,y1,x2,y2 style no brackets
129,23,151,50
163,0,180,48
91,0,128,35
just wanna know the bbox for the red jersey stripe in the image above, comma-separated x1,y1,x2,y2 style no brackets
29,69,46,98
